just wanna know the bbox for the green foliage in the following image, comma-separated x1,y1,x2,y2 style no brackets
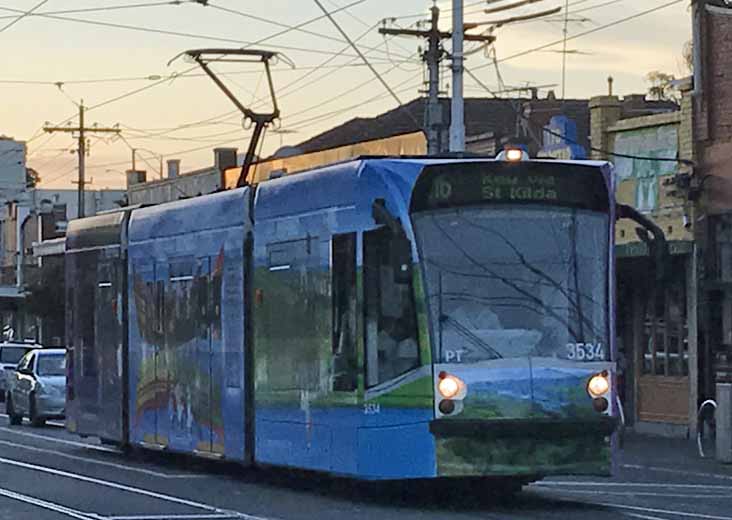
24,258,64,320
645,71,680,103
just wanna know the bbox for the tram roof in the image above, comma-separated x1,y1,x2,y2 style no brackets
253,155,613,221
128,187,251,243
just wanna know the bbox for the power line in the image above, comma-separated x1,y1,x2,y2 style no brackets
0,0,49,33
0,4,372,60
205,1,411,61
474,0,684,71
23,0,375,147
0,1,187,21
118,26,412,142
313,0,413,124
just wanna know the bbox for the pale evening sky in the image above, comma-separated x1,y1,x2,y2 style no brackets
0,0,691,189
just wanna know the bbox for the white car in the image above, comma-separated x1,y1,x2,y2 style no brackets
0,342,36,401
6,348,66,427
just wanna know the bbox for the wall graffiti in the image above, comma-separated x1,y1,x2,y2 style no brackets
612,124,678,212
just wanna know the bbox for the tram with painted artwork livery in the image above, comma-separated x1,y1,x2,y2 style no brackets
64,152,666,485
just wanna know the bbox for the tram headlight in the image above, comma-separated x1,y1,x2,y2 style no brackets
438,372,465,399
587,371,610,398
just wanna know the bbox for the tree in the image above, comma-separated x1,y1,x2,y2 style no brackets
26,168,40,188
683,40,693,73
645,71,680,103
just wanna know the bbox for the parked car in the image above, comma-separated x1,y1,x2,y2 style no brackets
0,342,37,401
6,348,66,426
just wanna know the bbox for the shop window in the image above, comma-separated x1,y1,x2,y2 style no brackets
364,227,419,387
642,271,688,377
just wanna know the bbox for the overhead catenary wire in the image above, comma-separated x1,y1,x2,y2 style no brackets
120,24,416,142
0,3,372,60
473,0,684,71
0,1,187,21
312,0,420,128
204,1,412,61
25,0,375,149
0,0,49,33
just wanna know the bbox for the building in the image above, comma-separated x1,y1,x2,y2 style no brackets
126,148,238,206
0,139,125,343
591,87,696,436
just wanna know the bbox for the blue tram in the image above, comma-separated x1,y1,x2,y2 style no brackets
65,154,659,483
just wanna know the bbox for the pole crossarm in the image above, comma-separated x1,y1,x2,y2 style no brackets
43,104,120,218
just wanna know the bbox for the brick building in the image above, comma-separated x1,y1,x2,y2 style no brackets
691,1,732,422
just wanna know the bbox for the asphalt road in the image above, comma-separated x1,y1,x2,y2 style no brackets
0,407,730,520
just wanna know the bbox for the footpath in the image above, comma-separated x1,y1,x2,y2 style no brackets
619,431,732,481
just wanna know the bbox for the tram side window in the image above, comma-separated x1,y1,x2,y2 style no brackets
364,227,419,387
332,233,357,392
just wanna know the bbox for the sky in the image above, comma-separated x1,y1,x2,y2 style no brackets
0,0,692,190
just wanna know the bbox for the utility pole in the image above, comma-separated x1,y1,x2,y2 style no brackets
380,3,493,154
450,0,465,152
380,6,445,154
44,102,120,218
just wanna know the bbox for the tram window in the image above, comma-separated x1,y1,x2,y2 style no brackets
364,228,419,387
332,233,357,392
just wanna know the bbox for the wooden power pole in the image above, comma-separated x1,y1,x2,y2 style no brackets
44,102,120,218
380,5,494,154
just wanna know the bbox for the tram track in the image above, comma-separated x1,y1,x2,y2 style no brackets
0,454,276,520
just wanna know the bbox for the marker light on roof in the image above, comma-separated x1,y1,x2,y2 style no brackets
496,149,529,162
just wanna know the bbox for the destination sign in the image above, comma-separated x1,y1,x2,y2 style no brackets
410,161,610,213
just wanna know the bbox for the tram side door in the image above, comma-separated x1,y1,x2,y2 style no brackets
154,261,170,447
194,256,214,454
95,255,124,442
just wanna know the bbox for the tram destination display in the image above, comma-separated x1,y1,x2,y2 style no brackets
411,161,609,212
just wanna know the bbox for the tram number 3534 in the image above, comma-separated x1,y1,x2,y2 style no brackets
566,342,605,361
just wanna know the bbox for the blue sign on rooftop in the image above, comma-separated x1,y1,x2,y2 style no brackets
541,115,587,160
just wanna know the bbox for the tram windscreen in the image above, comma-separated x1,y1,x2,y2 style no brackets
414,206,609,363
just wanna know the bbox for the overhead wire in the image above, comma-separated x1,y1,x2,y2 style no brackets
0,3,373,60
473,0,684,70
0,1,187,21
25,0,376,144
205,1,412,61
0,0,49,33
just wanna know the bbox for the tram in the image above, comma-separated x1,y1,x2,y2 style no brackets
64,153,663,483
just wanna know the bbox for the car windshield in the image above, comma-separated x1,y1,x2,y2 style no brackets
0,347,29,364
413,205,609,363
37,354,66,377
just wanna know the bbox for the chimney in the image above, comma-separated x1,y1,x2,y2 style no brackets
214,147,238,172
607,76,614,96
167,159,180,179
126,169,147,187
589,95,621,161
546,90,556,101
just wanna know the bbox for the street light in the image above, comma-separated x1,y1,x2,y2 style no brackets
131,148,163,180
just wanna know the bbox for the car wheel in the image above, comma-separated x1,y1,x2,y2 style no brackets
29,394,45,427
6,394,22,426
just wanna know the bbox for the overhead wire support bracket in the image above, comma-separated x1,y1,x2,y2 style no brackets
170,48,286,188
